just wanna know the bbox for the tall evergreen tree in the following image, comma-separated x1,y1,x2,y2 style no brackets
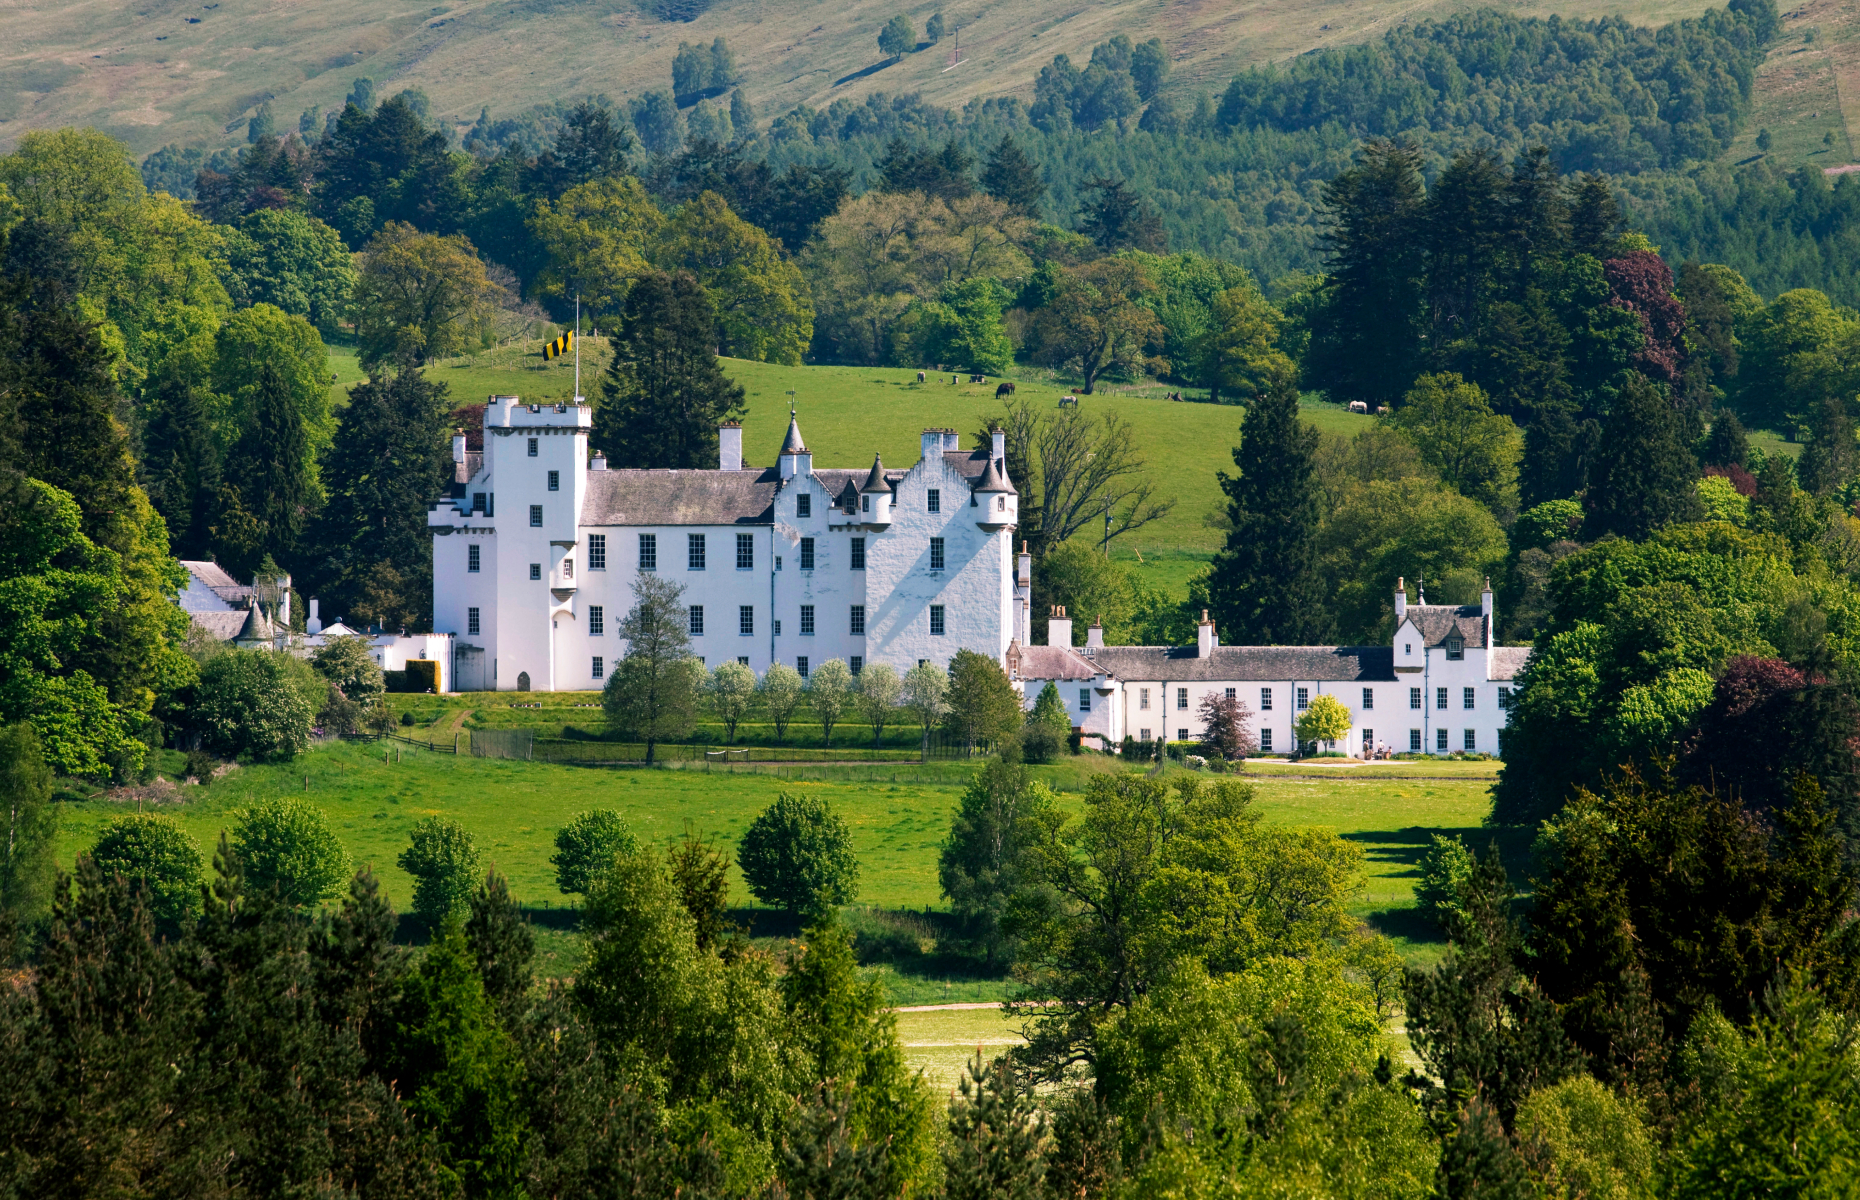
1306,138,1426,409
0,723,57,929
220,357,311,573
1584,374,1703,540
1519,408,1600,507
594,271,745,470
311,369,451,629
1077,176,1166,253
1796,396,1857,497
140,370,222,561
1206,377,1331,645
1424,149,1509,357
981,135,1046,219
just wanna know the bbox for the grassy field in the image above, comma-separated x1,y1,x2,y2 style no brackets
1716,0,1860,170
1,0,1720,159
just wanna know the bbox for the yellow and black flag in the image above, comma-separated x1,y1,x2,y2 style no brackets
543,330,574,360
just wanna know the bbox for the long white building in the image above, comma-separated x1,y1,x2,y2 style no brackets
1012,581,1529,757
427,397,1023,691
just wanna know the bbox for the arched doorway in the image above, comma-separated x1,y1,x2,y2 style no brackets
516,671,531,692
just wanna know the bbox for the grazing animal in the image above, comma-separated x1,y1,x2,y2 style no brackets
1059,395,1078,408
1376,405,1391,415
995,382,1015,398
916,371,926,382
1347,401,1369,414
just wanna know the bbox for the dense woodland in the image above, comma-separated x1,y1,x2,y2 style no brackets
3,0,1860,1192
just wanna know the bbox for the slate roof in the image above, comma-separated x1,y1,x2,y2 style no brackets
189,610,249,641
1018,645,1102,681
180,560,240,590
1401,604,1489,648
577,449,998,527
1084,645,1398,683
1490,646,1531,681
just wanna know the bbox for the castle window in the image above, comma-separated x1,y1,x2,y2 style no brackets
1498,687,1512,709
529,505,543,527
1437,728,1449,751
688,534,706,570
800,538,814,570
638,534,656,571
1411,729,1422,751
1177,688,1189,710
527,438,538,457
1362,687,1374,710
1226,688,1236,701
1464,687,1476,710
592,656,603,680
690,605,704,636
1410,687,1422,709
472,492,486,514
1079,689,1091,713
1139,688,1150,710
1260,729,1273,752
851,538,865,570
588,535,605,570
800,605,814,635
739,606,754,636
736,533,753,570
562,557,572,579
797,656,809,679
850,605,865,635
1260,687,1272,710
468,545,480,573
862,495,870,513
797,494,811,519
467,607,480,635
1464,729,1476,751
1363,728,1374,751
928,489,941,513
851,655,863,675
930,605,945,635
548,470,559,492
1296,687,1309,710
1436,687,1448,710
930,537,944,572
1446,636,1464,661
529,563,541,580
589,605,603,636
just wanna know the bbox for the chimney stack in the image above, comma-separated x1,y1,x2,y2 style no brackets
719,421,743,471
1047,605,1073,647
991,425,1005,465
1085,616,1104,653
921,428,943,462
1394,577,1407,621
1017,540,1031,587
1481,575,1493,621
589,452,608,472
1197,609,1216,658
307,597,322,636
451,432,467,464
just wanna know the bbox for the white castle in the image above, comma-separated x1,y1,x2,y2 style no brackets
428,399,1022,692
426,395,1526,758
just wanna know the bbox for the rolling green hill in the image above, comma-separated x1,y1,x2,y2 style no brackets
2,0,1725,159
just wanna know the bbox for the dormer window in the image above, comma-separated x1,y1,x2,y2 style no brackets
1446,636,1464,661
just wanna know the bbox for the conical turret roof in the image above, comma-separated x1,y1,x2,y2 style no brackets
973,455,1016,495
234,604,275,643
780,413,806,455
860,453,892,494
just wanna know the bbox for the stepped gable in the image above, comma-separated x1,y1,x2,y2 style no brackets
1087,644,1396,683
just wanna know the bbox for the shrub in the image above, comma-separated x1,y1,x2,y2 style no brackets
1414,834,1476,933
400,710,415,727
552,809,641,895
232,797,352,905
194,651,316,761
398,816,483,920
89,813,204,922
310,633,385,704
183,748,218,783
738,792,860,919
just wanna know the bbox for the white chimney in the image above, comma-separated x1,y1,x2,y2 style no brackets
719,421,743,471
1394,576,1407,621
1017,540,1031,587
452,433,467,464
921,428,944,462
589,452,608,472
1085,617,1104,653
1197,610,1215,658
1047,605,1072,647
943,429,961,453
1481,575,1493,621
991,426,1005,464
307,597,322,636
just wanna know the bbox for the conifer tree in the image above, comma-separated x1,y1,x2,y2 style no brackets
0,723,57,927
944,1052,1048,1200
1306,138,1426,409
1207,376,1331,645
1436,1096,1535,1199
595,271,745,470
466,868,536,1025
140,370,222,561
311,368,451,629
981,135,1046,219
1583,374,1703,540
220,357,311,571
1796,396,1857,496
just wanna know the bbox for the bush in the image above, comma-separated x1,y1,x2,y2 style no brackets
232,797,352,905
183,748,218,783
310,633,385,704
399,710,415,727
1022,721,1063,764
398,816,482,920
194,651,316,761
738,792,860,919
552,809,641,895
89,813,204,922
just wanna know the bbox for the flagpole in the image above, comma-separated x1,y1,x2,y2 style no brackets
574,292,581,400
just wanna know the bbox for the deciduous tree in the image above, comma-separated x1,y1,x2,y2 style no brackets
602,573,702,763
551,809,641,895
854,661,902,750
350,221,497,371
708,660,758,744
232,797,352,905
398,816,483,921
89,812,204,923
738,792,860,918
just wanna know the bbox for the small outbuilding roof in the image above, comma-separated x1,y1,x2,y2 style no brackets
1087,645,1397,683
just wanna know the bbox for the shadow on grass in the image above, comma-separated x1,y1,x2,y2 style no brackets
394,903,583,945
834,58,898,86
1340,824,1536,881
1363,904,1444,944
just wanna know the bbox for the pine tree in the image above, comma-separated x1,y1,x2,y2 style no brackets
0,723,57,928
1519,408,1600,507
311,368,451,629
1436,1095,1535,1199
981,135,1046,219
140,369,222,561
465,868,536,1026
944,1052,1048,1200
1306,138,1426,409
595,271,745,470
220,357,311,572
1206,376,1332,645
1584,374,1704,539
1796,396,1857,496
